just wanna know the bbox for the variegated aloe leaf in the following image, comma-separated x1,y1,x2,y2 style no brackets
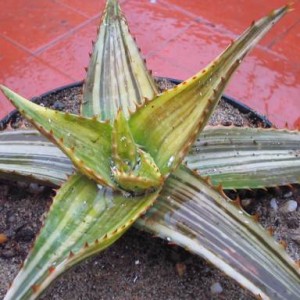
0,85,116,189
186,126,300,189
1,126,300,189
129,5,289,176
0,129,72,186
4,173,160,300
136,166,300,299
0,1,296,298
0,6,289,182
2,1,160,297
82,0,158,121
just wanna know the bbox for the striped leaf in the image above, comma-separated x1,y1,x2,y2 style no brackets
4,173,160,300
0,86,116,189
1,129,299,299
0,129,72,186
136,166,300,299
0,2,295,299
82,0,158,121
129,6,289,176
1,126,299,190
186,126,300,189
2,1,160,296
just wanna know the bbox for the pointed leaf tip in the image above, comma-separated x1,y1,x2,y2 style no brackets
129,4,288,177
0,86,116,189
82,0,158,121
4,174,160,300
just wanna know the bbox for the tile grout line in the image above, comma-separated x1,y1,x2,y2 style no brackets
0,0,148,90
33,15,101,55
265,18,300,49
55,0,127,18
140,0,195,59
0,34,35,57
160,0,239,37
54,0,94,19
144,22,194,59
0,35,76,82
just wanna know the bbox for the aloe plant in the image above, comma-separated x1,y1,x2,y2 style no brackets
0,1,299,299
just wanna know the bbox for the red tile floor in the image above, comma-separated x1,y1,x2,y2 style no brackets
0,0,299,128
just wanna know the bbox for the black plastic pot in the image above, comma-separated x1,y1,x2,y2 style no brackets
0,78,272,128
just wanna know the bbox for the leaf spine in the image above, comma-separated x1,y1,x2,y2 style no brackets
252,213,260,222
31,284,40,293
279,240,288,249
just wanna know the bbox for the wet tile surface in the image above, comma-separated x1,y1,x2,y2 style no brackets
0,0,87,52
38,20,99,81
269,21,300,61
145,18,300,128
0,0,299,128
148,22,231,76
164,0,299,34
122,0,195,56
147,54,193,80
56,0,106,17
225,49,300,128
0,38,72,118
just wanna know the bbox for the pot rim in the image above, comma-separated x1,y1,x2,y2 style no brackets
0,77,272,128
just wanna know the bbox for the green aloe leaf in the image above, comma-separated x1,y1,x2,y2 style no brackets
186,126,300,189
82,0,158,121
4,173,160,300
129,6,289,176
111,111,162,192
0,86,116,189
136,166,300,299
112,110,138,172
